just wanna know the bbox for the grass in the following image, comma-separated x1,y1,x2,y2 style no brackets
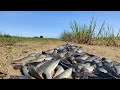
60,17,120,47
1,18,120,47
0,32,59,45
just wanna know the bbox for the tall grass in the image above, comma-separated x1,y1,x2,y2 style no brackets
60,17,120,47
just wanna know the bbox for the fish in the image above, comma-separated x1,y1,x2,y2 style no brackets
22,66,33,77
96,62,103,67
98,68,108,73
74,57,85,63
10,75,35,79
54,68,72,79
58,46,65,50
11,56,36,65
50,54,61,60
10,43,120,79
76,49,84,53
59,61,71,69
53,65,64,78
59,52,67,57
104,65,117,76
81,66,94,73
26,62,41,66
65,52,73,57
77,65,84,70
29,60,60,79
73,72,84,79
43,60,60,79
60,58,71,65
28,57,53,63
80,75,89,79
80,54,90,60
95,67,118,79
37,54,48,58
111,61,119,66
114,66,120,75
28,66,43,79
36,60,49,68
70,46,76,50
93,58,102,63
86,56,100,62
71,63,84,68
72,63,90,72
13,64,23,70
115,63,120,66
42,50,55,55
83,63,91,66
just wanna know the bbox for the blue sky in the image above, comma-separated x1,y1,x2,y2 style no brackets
0,11,120,38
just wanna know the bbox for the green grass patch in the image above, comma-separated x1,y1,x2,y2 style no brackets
0,33,59,45
60,17,120,47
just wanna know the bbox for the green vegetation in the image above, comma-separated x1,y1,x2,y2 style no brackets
0,32,59,45
1,17,120,47
60,17,120,47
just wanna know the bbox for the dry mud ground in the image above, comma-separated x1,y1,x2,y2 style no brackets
0,41,120,76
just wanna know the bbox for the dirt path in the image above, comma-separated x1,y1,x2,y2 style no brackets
0,41,120,76
75,43,120,61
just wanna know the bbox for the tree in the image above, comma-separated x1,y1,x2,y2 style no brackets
40,36,43,38
33,36,39,38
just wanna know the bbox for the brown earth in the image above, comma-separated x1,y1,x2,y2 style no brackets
0,41,120,77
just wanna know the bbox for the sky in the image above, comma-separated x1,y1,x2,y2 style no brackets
0,11,120,38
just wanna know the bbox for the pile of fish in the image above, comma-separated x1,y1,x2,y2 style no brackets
10,43,120,79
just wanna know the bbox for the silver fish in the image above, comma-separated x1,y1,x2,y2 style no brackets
76,49,84,53
36,60,49,68
42,50,55,55
29,57,53,63
53,65,64,78
114,66,120,75
82,63,91,67
12,56,36,65
54,68,72,79
98,68,108,73
59,46,65,50
10,75,34,79
60,58,71,65
59,61,71,69
86,56,99,62
22,66,33,77
112,61,120,66
28,66,43,79
81,66,94,73
78,65,84,70
43,60,60,79
29,60,60,79
59,52,67,57
37,54,48,58
77,63,90,71
80,54,90,60
73,72,84,79
80,76,89,79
